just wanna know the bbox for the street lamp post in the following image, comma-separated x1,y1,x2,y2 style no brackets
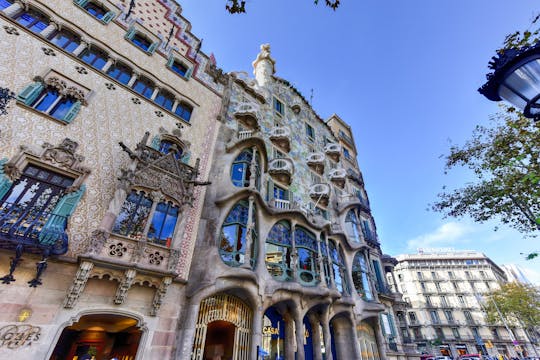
479,42,540,121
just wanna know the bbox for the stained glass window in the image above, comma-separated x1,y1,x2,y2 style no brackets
265,221,292,281
220,200,257,268
352,251,374,300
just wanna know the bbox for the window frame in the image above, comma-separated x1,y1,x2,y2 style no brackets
73,0,117,24
125,26,160,55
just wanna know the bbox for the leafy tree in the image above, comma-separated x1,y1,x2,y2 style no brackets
225,0,340,14
432,106,540,237
483,283,540,334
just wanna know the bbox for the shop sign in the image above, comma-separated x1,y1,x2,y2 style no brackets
0,324,41,349
263,326,279,336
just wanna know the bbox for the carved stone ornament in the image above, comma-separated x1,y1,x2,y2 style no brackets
150,276,172,316
86,230,109,255
206,62,229,86
63,261,94,309
113,269,137,304
3,138,90,184
168,249,180,272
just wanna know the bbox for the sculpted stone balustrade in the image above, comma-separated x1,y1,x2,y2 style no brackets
269,126,291,152
268,157,294,185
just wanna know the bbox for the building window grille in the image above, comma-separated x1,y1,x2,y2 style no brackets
0,165,78,253
294,227,318,286
15,9,49,34
79,47,108,70
154,90,175,111
49,29,81,53
345,209,362,243
107,62,133,85
0,0,13,11
219,200,257,268
265,221,292,282
132,77,154,99
174,102,193,122
230,149,260,189
158,140,183,160
352,251,374,300
17,82,82,123
112,190,179,247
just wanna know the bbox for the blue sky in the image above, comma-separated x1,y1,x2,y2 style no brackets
180,0,540,282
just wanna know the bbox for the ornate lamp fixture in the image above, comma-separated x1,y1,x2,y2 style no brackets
479,42,540,120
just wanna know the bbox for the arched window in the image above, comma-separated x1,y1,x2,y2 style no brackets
352,251,374,301
132,76,154,99
79,47,108,70
107,62,133,85
50,29,80,53
265,221,292,281
230,149,260,189
219,200,257,268
154,90,175,111
294,227,319,286
345,209,361,243
112,190,179,247
175,102,192,122
328,241,349,294
15,8,49,33
158,139,183,160
0,0,13,11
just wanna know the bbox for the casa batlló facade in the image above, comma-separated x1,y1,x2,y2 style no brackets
0,1,416,359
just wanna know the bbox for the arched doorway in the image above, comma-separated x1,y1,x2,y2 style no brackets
357,321,380,360
192,294,252,360
261,306,285,360
49,313,143,360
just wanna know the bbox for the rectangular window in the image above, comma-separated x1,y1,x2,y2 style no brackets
440,296,448,307
458,295,465,305
417,272,423,280
273,184,289,201
425,295,432,305
431,271,437,279
444,310,454,321
430,310,440,323
273,97,284,116
343,147,351,160
452,327,460,338
448,271,455,279
305,123,314,141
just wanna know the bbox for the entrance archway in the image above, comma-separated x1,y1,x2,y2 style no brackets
192,293,252,360
49,313,143,360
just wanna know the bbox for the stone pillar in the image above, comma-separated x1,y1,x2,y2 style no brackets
321,311,334,360
375,319,389,360
295,310,306,360
283,311,296,360
348,313,362,359
141,191,160,236
127,71,139,87
150,86,160,101
309,314,323,360
176,302,201,360
251,306,263,360
390,269,399,292
249,146,258,189
290,220,298,282
241,195,255,269
102,57,116,73
72,40,89,56
40,21,58,38
172,98,179,113
2,2,23,17
317,235,327,288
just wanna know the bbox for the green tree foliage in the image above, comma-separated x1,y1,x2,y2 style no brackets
500,13,540,51
225,0,340,14
432,107,540,236
483,282,540,329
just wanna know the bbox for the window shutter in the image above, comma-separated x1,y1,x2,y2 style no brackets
379,314,387,335
166,56,174,68
0,159,13,200
180,151,191,164
388,313,397,336
39,185,86,247
150,135,160,150
62,100,81,123
101,11,116,24
16,82,44,105
147,42,158,54
125,27,136,40
185,67,193,79
283,188,290,201
267,178,274,202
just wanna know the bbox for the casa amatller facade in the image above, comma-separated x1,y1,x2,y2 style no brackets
0,1,417,359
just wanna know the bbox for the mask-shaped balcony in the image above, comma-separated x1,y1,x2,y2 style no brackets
306,152,325,174
234,101,261,130
329,168,347,188
269,126,291,153
324,143,341,162
268,158,294,185
309,183,330,206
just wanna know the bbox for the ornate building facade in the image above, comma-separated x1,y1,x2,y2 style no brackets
394,250,539,359
0,1,415,359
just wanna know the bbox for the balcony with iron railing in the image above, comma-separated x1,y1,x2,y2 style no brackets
269,126,291,152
